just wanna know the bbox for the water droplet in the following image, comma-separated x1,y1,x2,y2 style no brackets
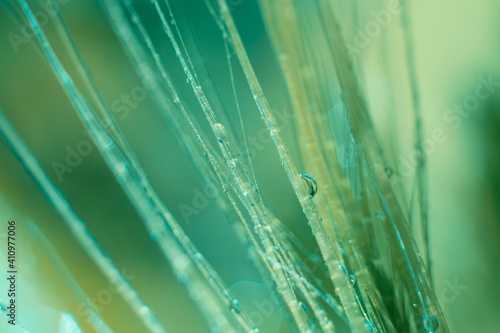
423,315,439,333
106,140,115,150
243,183,259,204
297,301,308,314
230,299,240,314
272,246,279,252
412,303,417,308
150,230,162,241
139,306,150,316
349,274,357,284
338,262,347,275
385,166,393,178
116,162,127,184
323,319,334,330
202,149,208,156
213,123,227,143
229,158,238,169
174,255,189,271
194,252,202,260
300,174,318,197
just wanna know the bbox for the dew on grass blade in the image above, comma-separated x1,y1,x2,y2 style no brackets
243,182,259,204
338,262,347,275
116,162,127,184
150,229,162,241
385,166,394,178
139,306,151,316
300,174,318,197
298,301,308,314
230,299,241,314
423,315,439,333
106,140,115,150
229,158,238,169
213,123,227,143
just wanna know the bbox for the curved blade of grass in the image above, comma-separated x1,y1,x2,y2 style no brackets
26,220,113,333
400,0,431,281
14,1,258,331
0,104,166,333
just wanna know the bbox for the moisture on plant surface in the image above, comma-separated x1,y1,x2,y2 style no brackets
0,0,498,333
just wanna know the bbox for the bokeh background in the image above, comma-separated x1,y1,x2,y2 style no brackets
0,0,499,332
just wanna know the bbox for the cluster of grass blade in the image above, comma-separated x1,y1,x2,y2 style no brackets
0,0,446,332
257,1,445,332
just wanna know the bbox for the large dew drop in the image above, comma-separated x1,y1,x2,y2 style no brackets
300,174,318,197
423,314,439,333
297,301,308,314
